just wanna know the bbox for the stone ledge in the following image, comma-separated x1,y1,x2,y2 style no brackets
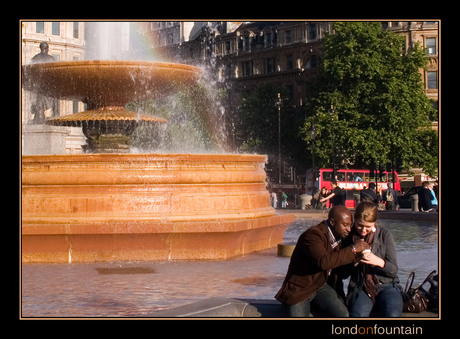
148,297,439,318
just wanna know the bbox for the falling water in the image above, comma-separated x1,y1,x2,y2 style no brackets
84,22,229,154
23,22,230,155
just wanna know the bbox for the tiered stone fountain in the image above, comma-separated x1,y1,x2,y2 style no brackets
21,60,294,263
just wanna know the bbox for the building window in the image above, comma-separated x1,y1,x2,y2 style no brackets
287,85,294,99
73,22,79,39
242,61,253,77
225,64,233,78
426,37,436,55
266,58,274,74
243,36,250,51
285,30,292,44
36,22,44,34
52,22,60,35
265,32,272,48
427,71,437,89
305,55,318,69
286,55,293,70
309,23,317,40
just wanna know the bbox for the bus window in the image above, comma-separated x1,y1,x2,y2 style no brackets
346,172,354,182
353,172,364,182
364,172,372,182
322,171,333,182
336,172,346,182
365,171,387,182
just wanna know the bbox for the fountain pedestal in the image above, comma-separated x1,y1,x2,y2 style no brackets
22,125,70,155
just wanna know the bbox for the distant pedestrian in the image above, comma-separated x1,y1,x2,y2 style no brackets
383,183,398,211
360,182,379,205
271,192,278,209
320,180,346,207
428,182,438,211
418,181,437,212
313,187,328,209
281,191,288,209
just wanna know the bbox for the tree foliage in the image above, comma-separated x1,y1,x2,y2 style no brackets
235,83,307,169
301,22,438,176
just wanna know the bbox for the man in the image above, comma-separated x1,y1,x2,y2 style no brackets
275,206,370,317
320,180,345,206
418,181,437,212
360,182,379,205
30,41,55,124
281,191,288,208
383,182,398,211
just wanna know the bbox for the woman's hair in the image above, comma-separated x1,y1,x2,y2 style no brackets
354,201,378,223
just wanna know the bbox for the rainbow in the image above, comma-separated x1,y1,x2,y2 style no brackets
127,21,163,61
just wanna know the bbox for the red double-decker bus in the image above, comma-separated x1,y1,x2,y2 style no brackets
318,169,401,208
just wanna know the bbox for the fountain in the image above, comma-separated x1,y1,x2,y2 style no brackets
21,60,294,263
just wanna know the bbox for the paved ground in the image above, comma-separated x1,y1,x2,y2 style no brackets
150,208,439,318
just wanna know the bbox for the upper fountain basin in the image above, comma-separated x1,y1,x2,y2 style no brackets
21,60,203,108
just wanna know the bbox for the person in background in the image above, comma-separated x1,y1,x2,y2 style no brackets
313,187,329,210
281,191,288,208
271,191,278,209
428,182,438,212
320,180,345,207
418,181,436,212
383,182,398,211
360,182,380,205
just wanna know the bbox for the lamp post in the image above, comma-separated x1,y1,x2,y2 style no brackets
310,123,317,195
329,104,337,179
275,93,282,184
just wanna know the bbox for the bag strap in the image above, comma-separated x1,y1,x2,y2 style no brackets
416,270,437,291
404,271,415,294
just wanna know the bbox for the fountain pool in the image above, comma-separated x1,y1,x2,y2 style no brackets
21,218,438,317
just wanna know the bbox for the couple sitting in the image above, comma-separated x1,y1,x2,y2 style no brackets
275,202,403,317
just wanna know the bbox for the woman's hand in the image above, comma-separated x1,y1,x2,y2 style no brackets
360,251,385,268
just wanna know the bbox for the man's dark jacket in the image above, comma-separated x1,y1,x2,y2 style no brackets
275,221,355,305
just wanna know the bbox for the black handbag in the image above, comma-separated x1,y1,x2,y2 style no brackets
402,270,437,313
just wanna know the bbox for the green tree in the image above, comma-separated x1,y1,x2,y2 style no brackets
302,22,438,176
235,83,307,170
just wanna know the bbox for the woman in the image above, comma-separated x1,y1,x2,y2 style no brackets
343,201,403,317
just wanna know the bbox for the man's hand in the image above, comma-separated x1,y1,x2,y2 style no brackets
352,239,370,253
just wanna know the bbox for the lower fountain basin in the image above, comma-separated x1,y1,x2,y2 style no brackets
21,153,293,262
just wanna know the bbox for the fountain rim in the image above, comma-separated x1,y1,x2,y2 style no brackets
21,60,203,105
21,59,203,73
45,106,168,126
21,152,268,163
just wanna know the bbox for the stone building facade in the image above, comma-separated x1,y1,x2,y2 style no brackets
384,21,439,118
21,21,86,121
213,21,333,107
21,21,87,153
